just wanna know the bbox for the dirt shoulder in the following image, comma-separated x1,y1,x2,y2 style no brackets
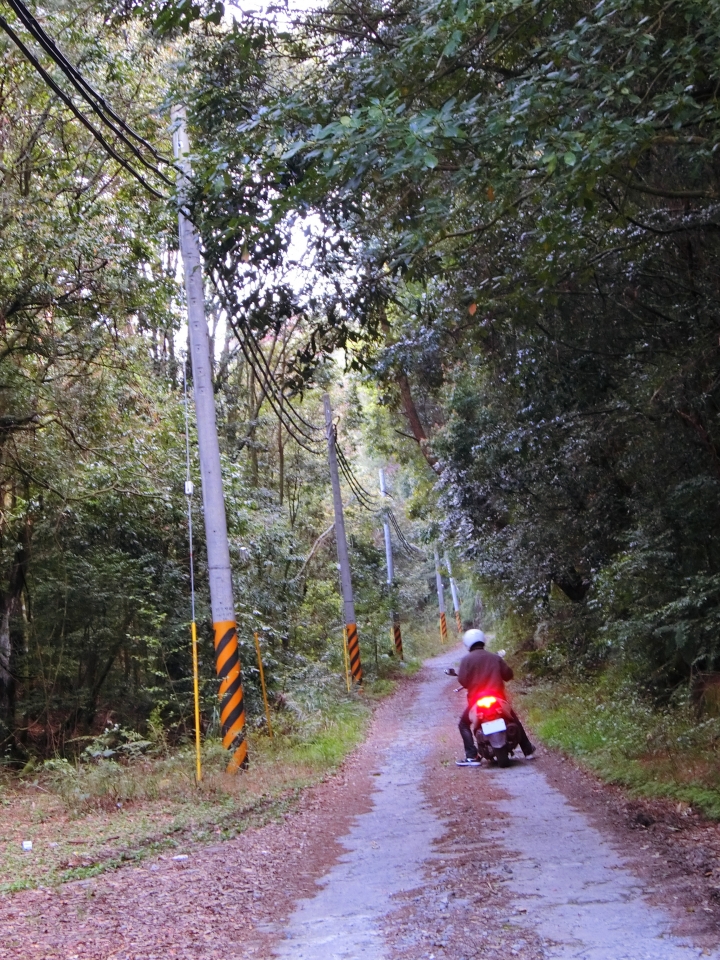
537,746,720,947
0,681,398,960
3,662,720,959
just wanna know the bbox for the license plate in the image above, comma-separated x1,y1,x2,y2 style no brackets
481,718,507,735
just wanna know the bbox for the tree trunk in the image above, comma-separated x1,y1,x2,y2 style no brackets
278,422,284,505
0,599,15,732
396,372,440,473
0,510,31,737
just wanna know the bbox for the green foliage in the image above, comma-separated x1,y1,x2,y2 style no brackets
184,0,720,694
524,672,720,819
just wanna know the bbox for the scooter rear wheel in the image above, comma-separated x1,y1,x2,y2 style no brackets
495,746,510,768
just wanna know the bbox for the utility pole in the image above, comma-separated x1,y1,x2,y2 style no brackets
324,394,362,684
379,468,403,660
434,547,448,644
444,551,463,635
172,105,247,771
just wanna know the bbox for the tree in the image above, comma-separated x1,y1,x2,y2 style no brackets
187,0,720,687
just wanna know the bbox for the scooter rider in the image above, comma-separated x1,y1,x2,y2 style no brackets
447,624,535,767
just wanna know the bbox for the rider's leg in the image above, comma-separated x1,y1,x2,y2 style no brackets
509,708,535,755
458,706,478,759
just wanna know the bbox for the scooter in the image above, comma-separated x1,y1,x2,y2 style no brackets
446,662,520,768
468,691,520,767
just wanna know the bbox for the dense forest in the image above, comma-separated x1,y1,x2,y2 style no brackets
2,0,720,762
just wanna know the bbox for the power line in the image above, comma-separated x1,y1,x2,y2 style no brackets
334,435,376,510
0,1,171,197
222,312,324,455
387,508,424,557
5,0,170,171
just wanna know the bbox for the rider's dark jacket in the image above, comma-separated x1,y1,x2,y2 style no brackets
457,648,513,699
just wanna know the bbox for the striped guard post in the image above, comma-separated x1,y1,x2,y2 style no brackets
440,611,448,644
392,617,403,660
346,622,363,684
214,620,248,771
455,610,463,634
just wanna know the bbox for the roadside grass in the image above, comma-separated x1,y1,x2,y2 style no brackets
403,620,453,667
521,671,720,819
0,624,448,895
0,685,370,893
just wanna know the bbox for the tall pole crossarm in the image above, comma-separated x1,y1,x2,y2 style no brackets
324,394,362,684
172,105,247,771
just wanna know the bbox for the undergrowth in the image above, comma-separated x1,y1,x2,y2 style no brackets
521,672,720,819
0,619,444,893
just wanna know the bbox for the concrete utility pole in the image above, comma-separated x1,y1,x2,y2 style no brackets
324,394,362,684
444,551,463,634
434,547,448,644
172,106,247,771
379,468,403,659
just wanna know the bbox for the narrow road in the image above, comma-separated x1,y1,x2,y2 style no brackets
3,647,719,959
269,647,719,960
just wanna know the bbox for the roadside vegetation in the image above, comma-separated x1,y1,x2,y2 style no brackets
523,673,720,820
0,618,443,893
4,0,720,888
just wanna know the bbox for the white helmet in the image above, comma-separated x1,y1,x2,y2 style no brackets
462,629,486,651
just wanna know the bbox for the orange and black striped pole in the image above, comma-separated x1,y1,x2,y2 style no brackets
392,616,404,659
174,107,247,771
434,547,448,644
324,394,362,685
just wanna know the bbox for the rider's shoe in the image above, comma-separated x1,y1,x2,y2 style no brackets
523,743,537,758
455,756,482,767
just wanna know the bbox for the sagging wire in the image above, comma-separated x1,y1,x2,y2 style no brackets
0,1,171,198
334,433,377,510
240,324,322,443
387,508,424,558
222,309,324,455
208,268,322,442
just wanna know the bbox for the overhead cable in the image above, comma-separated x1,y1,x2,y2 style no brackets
388,509,424,557
223,311,324,455
5,0,171,177
0,0,171,197
334,436,377,510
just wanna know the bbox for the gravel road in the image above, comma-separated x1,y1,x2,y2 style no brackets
3,645,720,959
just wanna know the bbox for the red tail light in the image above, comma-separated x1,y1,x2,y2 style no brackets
476,696,498,709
